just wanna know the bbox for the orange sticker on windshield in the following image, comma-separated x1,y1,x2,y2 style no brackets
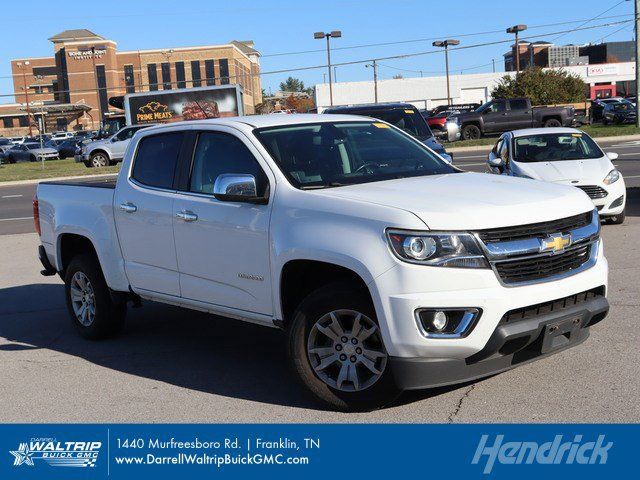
372,122,390,128
572,133,582,137
404,109,414,114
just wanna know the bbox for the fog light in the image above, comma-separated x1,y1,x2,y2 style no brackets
416,308,481,338
432,311,448,331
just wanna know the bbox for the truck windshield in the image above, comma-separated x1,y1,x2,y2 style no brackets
513,133,604,162
254,121,455,189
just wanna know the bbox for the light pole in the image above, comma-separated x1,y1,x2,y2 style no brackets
314,30,341,106
16,61,33,137
432,39,460,106
506,24,528,72
34,74,46,170
365,60,379,103
161,49,174,88
634,0,639,127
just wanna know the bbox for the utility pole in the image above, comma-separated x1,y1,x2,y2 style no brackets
433,39,460,106
16,61,33,137
635,0,639,127
492,59,496,73
507,25,528,73
314,31,342,106
366,60,379,103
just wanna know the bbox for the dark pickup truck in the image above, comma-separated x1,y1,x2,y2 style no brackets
451,98,575,140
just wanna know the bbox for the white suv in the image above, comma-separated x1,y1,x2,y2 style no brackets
80,125,152,167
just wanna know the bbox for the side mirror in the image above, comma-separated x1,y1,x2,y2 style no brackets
488,153,504,170
213,174,267,204
606,151,619,161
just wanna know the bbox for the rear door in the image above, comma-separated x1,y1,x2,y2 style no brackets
113,130,186,297
172,127,274,315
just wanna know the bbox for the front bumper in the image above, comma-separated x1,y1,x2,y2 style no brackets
390,291,608,389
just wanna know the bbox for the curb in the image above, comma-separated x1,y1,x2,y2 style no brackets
447,134,640,153
0,173,116,187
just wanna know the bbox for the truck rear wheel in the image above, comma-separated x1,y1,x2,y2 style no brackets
287,281,400,411
64,254,126,339
462,124,481,140
543,118,562,128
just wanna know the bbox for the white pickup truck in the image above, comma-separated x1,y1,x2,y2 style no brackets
34,114,609,411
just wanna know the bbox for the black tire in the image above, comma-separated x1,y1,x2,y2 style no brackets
543,118,562,128
288,281,400,411
29,154,37,162
64,254,126,340
461,124,481,140
90,152,109,168
607,210,625,225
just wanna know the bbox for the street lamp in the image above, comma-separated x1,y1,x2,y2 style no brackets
365,60,379,103
16,61,33,136
432,39,460,106
314,30,341,106
506,24,528,72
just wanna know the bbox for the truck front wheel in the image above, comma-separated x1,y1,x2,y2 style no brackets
461,124,481,140
90,152,109,168
64,254,126,339
288,281,400,411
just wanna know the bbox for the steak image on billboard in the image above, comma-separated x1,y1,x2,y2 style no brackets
125,85,244,125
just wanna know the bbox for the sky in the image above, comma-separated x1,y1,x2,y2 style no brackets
0,0,635,103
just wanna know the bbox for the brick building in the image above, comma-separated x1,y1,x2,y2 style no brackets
1,29,262,136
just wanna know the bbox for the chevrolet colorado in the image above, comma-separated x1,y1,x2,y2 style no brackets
34,114,608,411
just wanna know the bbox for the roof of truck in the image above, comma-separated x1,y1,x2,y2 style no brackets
141,114,372,132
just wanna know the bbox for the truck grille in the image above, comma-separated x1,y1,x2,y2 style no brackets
494,244,591,285
576,185,608,199
478,211,592,244
501,286,605,324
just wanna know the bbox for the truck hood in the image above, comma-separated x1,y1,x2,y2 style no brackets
514,157,613,183
320,172,593,230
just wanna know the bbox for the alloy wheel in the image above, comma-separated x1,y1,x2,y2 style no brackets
92,154,107,167
307,309,388,392
70,271,96,326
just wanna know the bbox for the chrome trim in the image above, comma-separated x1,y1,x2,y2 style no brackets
414,308,481,339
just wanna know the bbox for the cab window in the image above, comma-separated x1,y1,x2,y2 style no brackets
131,132,184,189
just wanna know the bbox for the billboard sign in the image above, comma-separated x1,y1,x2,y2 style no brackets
124,85,244,125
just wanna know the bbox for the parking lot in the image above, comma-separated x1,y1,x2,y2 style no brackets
0,142,639,422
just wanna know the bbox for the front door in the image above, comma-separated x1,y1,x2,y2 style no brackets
113,131,185,297
172,128,274,315
482,100,508,133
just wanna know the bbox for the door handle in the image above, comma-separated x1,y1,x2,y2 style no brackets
176,210,198,222
119,202,137,213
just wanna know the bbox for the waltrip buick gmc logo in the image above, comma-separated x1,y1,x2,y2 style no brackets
9,438,101,468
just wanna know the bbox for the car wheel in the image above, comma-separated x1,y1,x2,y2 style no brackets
462,124,481,140
608,210,625,225
29,154,37,162
543,118,562,128
90,152,109,168
64,254,126,340
288,281,400,411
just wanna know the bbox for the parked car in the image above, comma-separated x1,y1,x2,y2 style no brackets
79,125,152,167
487,128,626,224
323,103,457,162
9,136,27,145
451,98,575,140
424,111,457,138
35,114,608,411
0,137,14,154
50,131,75,141
4,142,59,163
602,100,637,125
46,139,79,159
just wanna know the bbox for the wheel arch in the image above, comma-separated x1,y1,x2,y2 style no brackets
57,233,100,278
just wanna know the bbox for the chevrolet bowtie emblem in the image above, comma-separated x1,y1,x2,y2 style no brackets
541,233,572,254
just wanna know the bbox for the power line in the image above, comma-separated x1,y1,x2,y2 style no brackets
550,0,628,42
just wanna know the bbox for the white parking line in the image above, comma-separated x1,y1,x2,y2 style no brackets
0,217,31,222
1,195,23,199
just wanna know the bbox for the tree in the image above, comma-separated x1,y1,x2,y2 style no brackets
279,77,306,92
491,67,585,105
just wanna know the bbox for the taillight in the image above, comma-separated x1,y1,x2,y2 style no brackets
33,194,41,236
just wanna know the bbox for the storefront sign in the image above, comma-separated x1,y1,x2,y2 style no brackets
587,64,619,77
68,49,107,60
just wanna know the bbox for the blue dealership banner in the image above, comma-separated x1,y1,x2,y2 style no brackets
0,424,633,479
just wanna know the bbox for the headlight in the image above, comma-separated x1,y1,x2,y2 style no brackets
386,230,489,268
603,169,620,185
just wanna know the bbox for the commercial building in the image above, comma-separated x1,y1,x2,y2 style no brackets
315,61,636,111
1,29,262,137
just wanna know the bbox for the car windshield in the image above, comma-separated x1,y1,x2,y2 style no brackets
351,108,433,140
254,121,455,189
513,133,604,162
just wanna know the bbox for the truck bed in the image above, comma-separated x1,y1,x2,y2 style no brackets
40,175,117,189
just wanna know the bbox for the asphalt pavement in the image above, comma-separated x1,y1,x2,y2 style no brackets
0,179,638,422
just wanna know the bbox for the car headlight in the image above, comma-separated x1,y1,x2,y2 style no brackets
603,169,620,185
386,230,488,268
